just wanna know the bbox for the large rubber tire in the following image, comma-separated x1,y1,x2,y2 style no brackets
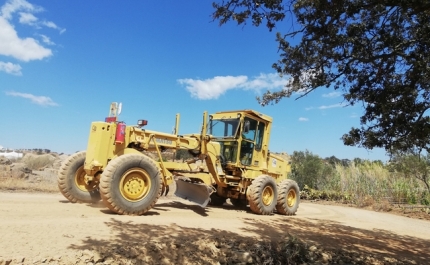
247,175,278,215
276,179,300,215
209,193,226,206
57,151,100,203
99,154,162,215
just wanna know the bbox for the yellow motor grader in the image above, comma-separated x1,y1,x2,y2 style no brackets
58,103,299,215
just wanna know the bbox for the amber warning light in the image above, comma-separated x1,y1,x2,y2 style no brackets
137,120,148,127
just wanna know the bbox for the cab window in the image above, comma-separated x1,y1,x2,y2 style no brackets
242,117,257,141
255,122,265,150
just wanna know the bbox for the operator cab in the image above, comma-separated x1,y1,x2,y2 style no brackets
208,110,271,168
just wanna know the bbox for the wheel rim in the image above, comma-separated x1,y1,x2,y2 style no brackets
74,166,98,192
262,186,275,206
287,189,297,207
120,168,151,202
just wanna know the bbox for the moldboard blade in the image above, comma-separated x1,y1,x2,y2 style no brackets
174,180,212,207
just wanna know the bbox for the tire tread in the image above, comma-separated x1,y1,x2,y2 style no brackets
276,179,300,215
100,154,162,215
247,175,278,215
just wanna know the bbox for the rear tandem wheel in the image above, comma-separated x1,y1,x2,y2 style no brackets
276,179,300,215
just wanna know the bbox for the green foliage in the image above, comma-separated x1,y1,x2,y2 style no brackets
213,0,430,153
389,153,430,193
333,162,392,205
288,150,430,206
289,150,334,189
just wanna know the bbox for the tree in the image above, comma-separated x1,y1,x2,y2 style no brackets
289,150,334,189
324,155,341,167
212,0,430,153
391,153,430,193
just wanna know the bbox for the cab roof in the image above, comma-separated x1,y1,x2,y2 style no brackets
211,109,273,122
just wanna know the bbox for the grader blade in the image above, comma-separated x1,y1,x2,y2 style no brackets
174,180,212,207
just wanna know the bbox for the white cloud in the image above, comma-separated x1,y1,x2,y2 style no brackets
178,76,248,100
241,73,287,91
322,91,342,98
0,16,52,61
0,0,40,20
298,117,309,122
5,91,59,106
42,20,59,30
0,0,65,75
305,107,314,111
0,61,22,75
318,103,346,110
18,11,37,24
39,34,54,45
178,73,291,100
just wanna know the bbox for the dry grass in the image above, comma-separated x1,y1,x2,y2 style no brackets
301,162,430,210
22,153,56,170
0,176,58,193
372,199,393,212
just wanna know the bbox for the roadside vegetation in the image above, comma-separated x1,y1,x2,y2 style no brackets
289,150,430,210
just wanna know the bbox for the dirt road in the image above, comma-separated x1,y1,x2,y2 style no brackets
1,191,429,264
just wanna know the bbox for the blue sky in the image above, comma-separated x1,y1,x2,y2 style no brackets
0,0,387,161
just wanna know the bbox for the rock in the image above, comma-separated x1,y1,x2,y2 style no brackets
238,243,247,249
309,245,317,252
242,252,253,264
321,252,332,263
93,252,103,263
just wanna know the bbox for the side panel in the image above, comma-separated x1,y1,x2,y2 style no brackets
266,153,290,182
84,122,117,175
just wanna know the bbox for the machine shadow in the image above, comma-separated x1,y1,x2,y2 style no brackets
68,215,430,264
154,201,209,217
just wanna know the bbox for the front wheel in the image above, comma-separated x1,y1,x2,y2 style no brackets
247,175,278,215
57,151,100,203
99,154,162,215
276,179,300,215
